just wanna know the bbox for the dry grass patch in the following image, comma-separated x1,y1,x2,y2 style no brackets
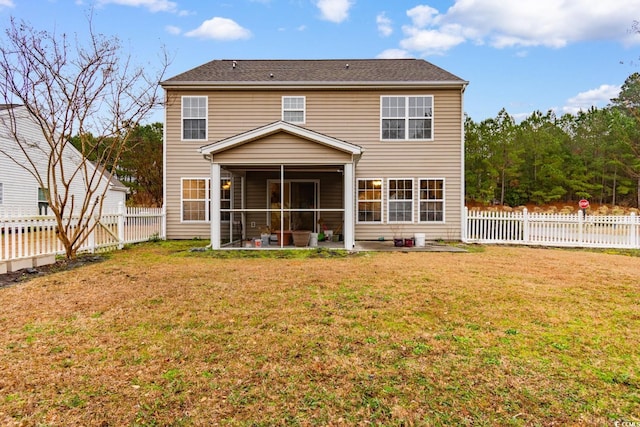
0,242,639,425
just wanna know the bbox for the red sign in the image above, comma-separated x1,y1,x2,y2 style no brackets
579,199,590,209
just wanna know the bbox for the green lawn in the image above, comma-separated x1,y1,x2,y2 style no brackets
0,241,638,425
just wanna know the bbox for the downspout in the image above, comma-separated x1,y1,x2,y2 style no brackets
162,88,168,241
460,82,468,242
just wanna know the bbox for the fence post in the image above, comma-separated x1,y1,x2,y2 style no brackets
462,206,468,242
631,212,638,249
522,208,529,243
117,202,125,249
87,207,96,254
161,205,167,239
578,209,584,245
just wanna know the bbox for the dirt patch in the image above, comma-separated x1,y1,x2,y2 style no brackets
0,254,105,289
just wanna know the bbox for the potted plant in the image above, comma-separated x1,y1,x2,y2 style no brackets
275,229,292,246
291,230,310,247
391,224,404,247
291,216,311,247
317,218,326,241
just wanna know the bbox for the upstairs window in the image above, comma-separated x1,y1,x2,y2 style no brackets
282,96,305,124
381,96,433,140
182,96,207,140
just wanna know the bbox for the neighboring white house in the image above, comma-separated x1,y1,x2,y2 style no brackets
0,104,127,216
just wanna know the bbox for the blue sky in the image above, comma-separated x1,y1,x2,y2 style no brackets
1,0,639,123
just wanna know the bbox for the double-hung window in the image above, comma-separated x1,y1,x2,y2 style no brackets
419,179,444,222
181,178,233,222
182,96,207,140
381,96,433,140
387,179,413,222
182,178,209,221
282,96,305,123
357,179,382,223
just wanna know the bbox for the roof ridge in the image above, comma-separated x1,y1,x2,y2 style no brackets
162,58,466,85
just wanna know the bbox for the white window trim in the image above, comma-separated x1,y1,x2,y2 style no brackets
181,177,210,223
419,178,446,223
181,96,208,142
387,178,414,224
282,96,306,124
0,182,3,205
356,178,383,224
380,95,434,141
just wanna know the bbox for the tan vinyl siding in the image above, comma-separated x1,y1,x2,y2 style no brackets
213,133,353,164
164,88,463,241
244,172,269,240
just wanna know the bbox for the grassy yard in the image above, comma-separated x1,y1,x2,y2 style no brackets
0,242,638,426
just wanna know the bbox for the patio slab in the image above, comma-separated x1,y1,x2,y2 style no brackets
224,239,466,252
354,240,467,252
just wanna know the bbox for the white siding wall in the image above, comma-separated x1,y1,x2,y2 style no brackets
0,107,125,216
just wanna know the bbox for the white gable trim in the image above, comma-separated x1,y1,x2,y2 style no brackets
199,121,364,157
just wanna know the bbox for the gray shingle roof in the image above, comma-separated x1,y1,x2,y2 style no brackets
161,59,466,85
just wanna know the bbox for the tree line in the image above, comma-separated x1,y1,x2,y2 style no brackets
71,122,163,207
465,72,640,208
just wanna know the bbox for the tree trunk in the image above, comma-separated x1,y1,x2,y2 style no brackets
612,168,617,206
500,168,506,205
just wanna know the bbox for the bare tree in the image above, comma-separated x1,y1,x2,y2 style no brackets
0,17,168,259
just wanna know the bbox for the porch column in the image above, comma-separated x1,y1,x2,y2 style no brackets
343,162,355,249
210,162,221,249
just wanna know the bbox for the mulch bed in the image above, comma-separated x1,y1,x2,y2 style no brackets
0,254,105,289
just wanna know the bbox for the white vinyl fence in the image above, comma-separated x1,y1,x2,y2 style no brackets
464,208,640,249
1,204,165,270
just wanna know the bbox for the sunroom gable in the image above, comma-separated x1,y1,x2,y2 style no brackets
199,121,363,163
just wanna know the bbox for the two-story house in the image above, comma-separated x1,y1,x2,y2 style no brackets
0,105,127,217
160,59,467,249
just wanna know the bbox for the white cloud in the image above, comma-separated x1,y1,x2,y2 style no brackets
400,25,466,55
97,0,177,13
563,84,622,114
396,0,640,57
376,12,393,37
376,48,413,59
316,0,353,23
407,5,439,28
185,17,252,40
0,0,15,7
165,25,181,35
